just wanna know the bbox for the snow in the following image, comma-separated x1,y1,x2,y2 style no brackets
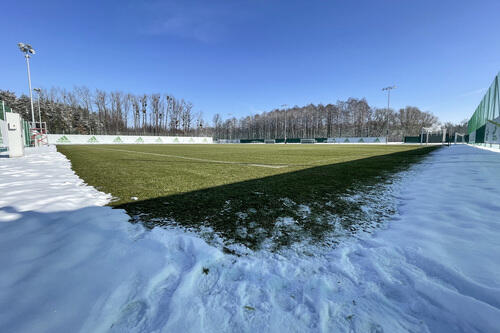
469,143,500,153
1,145,500,332
0,146,110,218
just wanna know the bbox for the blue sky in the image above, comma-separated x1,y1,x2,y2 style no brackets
1,0,499,123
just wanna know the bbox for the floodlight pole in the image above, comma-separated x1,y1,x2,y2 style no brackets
18,43,36,125
382,86,396,144
25,54,35,123
34,88,42,127
281,104,288,144
275,111,278,140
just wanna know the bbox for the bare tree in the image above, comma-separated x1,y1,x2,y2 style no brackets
140,94,148,134
150,94,161,135
2,85,447,141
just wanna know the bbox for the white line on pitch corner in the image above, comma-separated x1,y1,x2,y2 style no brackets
93,147,289,169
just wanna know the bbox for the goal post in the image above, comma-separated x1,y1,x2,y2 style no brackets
264,139,276,144
300,138,316,144
421,126,446,144
454,133,465,144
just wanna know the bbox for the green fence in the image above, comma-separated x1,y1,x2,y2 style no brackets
467,72,500,143
240,137,382,144
276,138,301,143
404,136,420,143
404,134,468,144
240,139,265,143
0,100,13,121
240,138,303,143
23,120,31,146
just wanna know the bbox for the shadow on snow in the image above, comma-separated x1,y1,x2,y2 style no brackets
116,147,438,252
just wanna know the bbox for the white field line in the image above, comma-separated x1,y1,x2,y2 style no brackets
93,147,289,169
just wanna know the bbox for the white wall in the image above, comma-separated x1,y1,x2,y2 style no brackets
48,134,213,145
5,113,25,157
0,120,7,148
485,116,500,144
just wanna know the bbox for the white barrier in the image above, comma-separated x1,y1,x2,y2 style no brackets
48,134,213,145
326,137,387,143
0,120,8,149
5,113,25,157
485,116,500,144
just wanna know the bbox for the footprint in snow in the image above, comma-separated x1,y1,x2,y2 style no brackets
110,300,148,332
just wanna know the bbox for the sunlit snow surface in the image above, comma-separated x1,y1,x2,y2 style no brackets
1,145,499,332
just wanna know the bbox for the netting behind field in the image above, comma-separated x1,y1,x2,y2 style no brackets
238,137,387,144
468,72,500,144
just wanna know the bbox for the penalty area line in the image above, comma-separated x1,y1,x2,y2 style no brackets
92,147,289,169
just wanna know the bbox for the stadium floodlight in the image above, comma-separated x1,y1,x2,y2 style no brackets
18,42,36,55
33,88,42,126
18,42,36,123
382,85,396,143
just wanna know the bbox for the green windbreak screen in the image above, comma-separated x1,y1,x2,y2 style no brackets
23,120,31,146
468,72,500,134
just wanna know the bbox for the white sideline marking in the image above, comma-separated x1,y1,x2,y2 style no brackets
93,147,289,169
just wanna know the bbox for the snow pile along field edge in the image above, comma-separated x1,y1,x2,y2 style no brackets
0,145,499,332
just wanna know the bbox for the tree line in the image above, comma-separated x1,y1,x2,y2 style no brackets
1,88,466,141
0,87,205,136
213,99,467,141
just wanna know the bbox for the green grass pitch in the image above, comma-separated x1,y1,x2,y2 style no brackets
57,144,437,250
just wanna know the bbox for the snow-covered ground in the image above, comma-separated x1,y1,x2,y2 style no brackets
1,145,499,332
470,143,500,153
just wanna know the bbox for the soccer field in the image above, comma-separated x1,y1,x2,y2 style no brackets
58,144,437,250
